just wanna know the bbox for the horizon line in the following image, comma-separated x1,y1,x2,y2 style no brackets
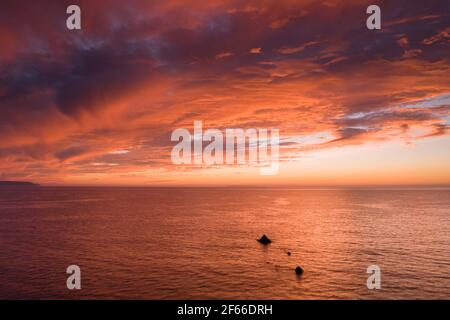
10,184,450,189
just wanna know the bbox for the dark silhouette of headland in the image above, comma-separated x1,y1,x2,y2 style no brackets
0,181,40,186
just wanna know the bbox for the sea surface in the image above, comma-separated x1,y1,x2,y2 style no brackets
0,187,449,299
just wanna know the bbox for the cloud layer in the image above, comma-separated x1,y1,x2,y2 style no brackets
0,0,449,184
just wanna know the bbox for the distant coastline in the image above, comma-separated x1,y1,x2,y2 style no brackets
0,181,40,187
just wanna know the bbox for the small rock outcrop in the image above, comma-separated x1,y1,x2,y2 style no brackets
257,234,272,244
295,266,304,275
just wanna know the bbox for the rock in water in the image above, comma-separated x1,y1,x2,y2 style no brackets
257,234,272,244
295,266,304,275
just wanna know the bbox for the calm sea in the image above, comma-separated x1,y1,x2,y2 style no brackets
0,187,449,299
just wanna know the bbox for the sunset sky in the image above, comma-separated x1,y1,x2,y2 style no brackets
0,0,449,186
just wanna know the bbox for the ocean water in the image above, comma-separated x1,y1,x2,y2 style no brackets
0,187,449,299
